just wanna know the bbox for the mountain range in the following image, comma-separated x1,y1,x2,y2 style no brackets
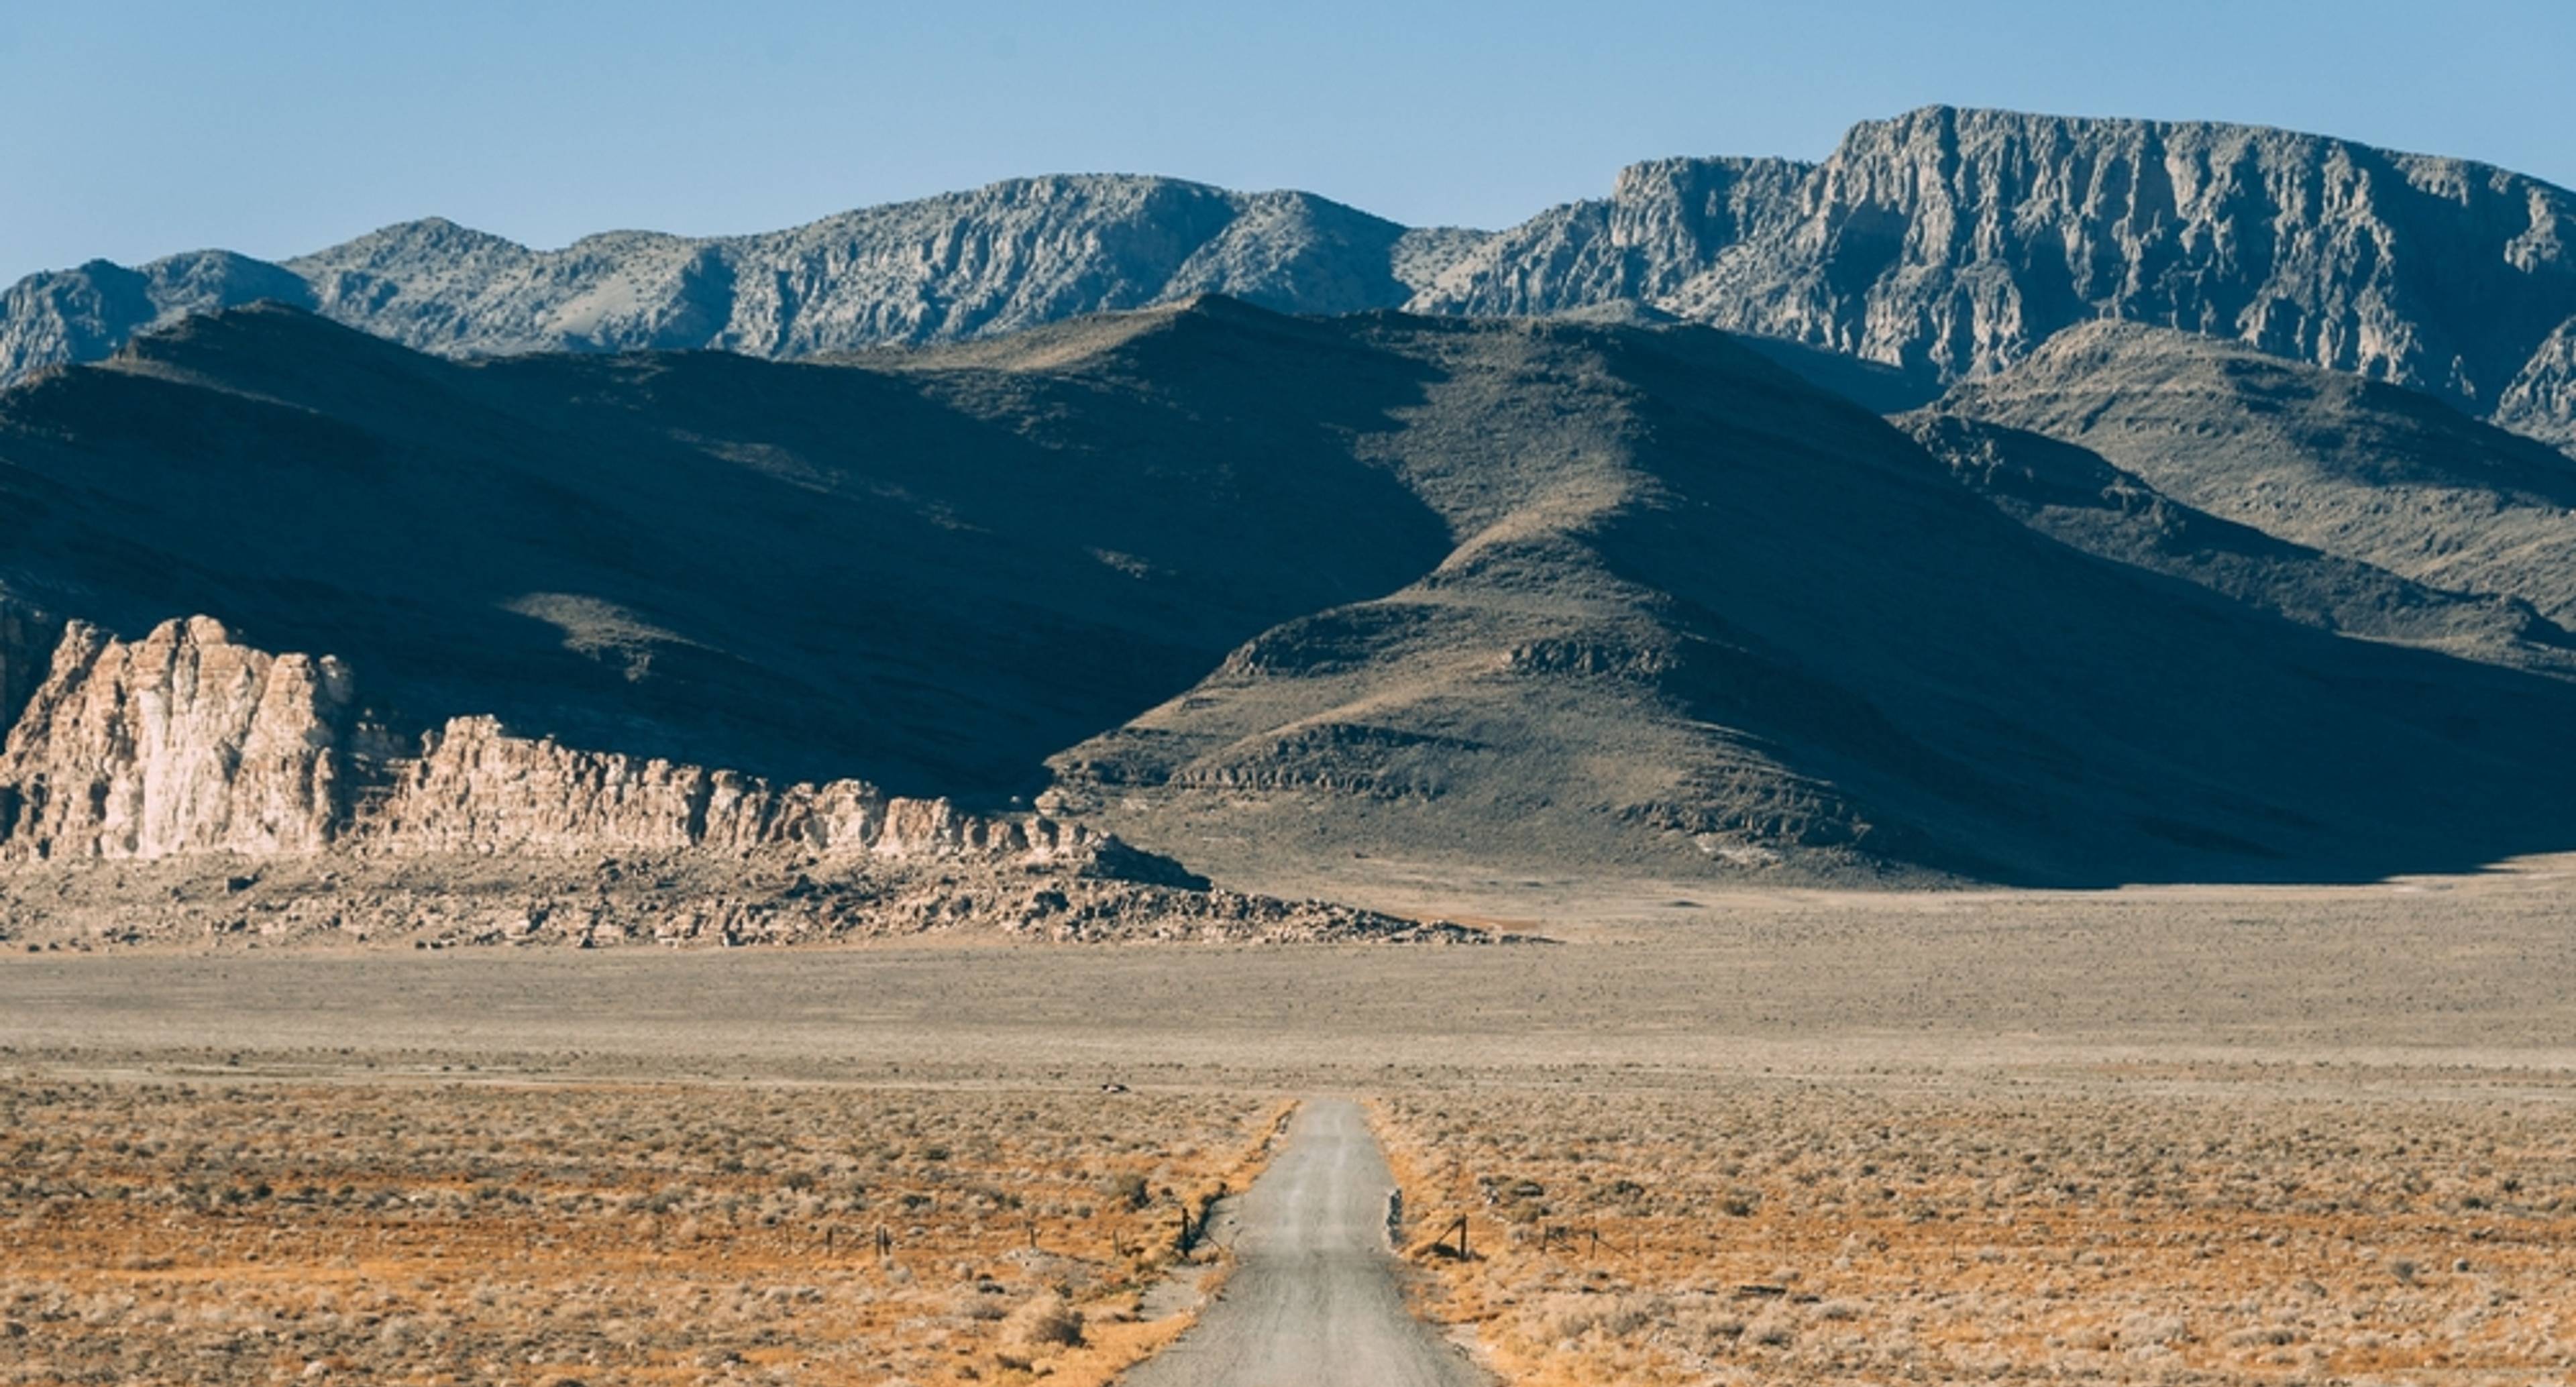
2,292,2573,899
9,107,2576,452
2,105,2573,920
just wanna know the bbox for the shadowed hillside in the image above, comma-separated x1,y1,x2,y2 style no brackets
4,298,2575,889
1919,322,2576,624
1899,409,2576,671
0,300,1452,795
1022,309,2576,887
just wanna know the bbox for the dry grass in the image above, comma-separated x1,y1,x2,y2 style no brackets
8,871,2576,1384
1376,1077,2576,1386
0,1077,1285,1386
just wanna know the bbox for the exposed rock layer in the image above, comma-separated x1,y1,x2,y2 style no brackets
9,107,2575,447
0,616,1097,867
0,617,1501,946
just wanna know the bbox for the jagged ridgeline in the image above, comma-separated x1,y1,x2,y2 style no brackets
9,107,2576,452
3,295,2575,901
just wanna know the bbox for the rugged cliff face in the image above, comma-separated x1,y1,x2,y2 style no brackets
1417,107,2576,429
0,616,1097,867
0,618,368,859
1713,107,2576,414
0,617,1499,946
11,107,2574,447
2498,317,2576,450
1405,156,1813,315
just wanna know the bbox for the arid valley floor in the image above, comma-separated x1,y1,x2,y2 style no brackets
5,861,2575,1386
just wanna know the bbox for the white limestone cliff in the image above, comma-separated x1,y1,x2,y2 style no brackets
0,617,363,858
0,616,1093,866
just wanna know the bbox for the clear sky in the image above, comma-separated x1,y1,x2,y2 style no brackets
6,0,2571,284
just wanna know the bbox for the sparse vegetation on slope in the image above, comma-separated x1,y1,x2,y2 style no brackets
1923,321,2576,624
1900,408,2576,670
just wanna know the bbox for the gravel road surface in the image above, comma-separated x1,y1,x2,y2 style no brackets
1120,1098,1489,1387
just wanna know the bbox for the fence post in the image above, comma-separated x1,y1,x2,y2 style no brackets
1440,1215,1469,1259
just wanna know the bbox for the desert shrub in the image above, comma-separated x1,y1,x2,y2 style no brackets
1375,1078,2576,1387
999,1292,1084,1349
0,1076,1274,1385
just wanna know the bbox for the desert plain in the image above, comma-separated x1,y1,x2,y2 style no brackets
5,858,2574,1386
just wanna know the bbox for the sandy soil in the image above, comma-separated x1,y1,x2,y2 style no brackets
9,859,2574,1078
5,862,2575,1384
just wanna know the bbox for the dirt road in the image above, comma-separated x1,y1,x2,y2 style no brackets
1122,1098,1488,1387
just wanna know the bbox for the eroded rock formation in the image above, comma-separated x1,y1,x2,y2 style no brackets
0,616,1095,867
0,616,1503,948
0,617,369,859
1417,107,2576,428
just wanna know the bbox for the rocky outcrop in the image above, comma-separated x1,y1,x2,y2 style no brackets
0,617,1097,867
0,617,1511,946
0,618,372,859
364,715,1094,861
2496,315,2576,450
0,849,1508,950
1407,156,1813,315
15,109,2576,447
1674,107,2576,412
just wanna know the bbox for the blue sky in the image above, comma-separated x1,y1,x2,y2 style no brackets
5,0,2571,284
